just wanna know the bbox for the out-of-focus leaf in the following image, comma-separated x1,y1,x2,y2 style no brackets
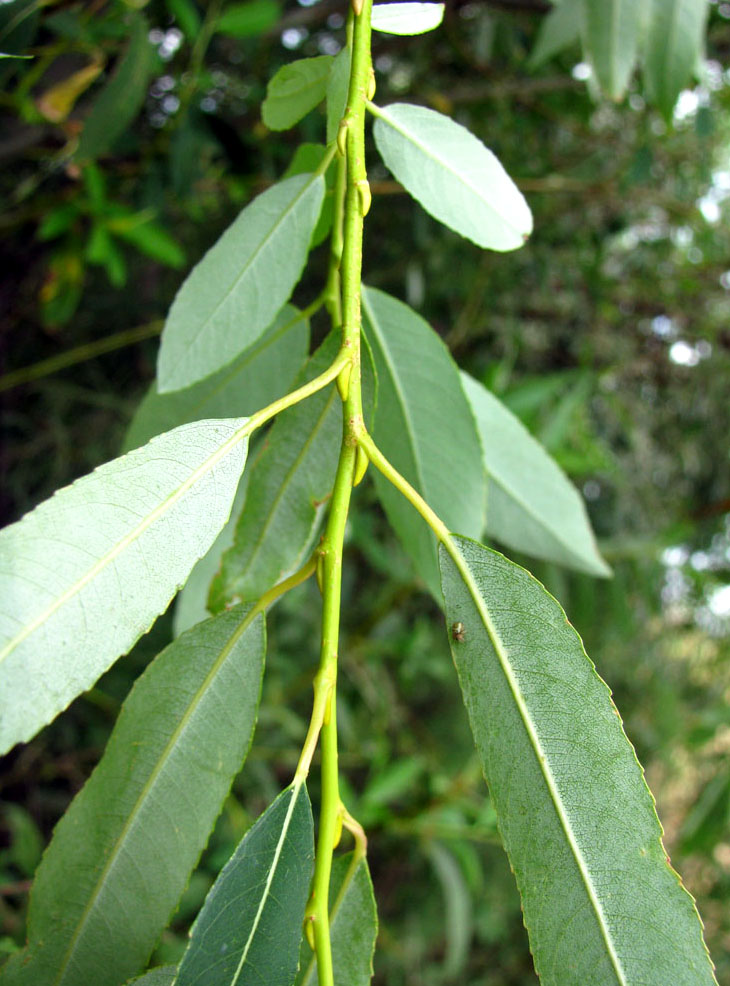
165,0,201,39
439,535,717,986
262,55,333,131
1,607,265,986
529,0,581,68
157,173,324,392
580,0,643,100
36,59,104,122
215,0,280,38
371,2,444,35
643,0,710,119
110,218,185,269
425,842,473,980
39,249,84,327
175,785,314,986
0,417,250,753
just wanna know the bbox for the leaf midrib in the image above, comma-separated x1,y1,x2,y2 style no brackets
449,538,627,983
54,609,260,986
0,420,249,666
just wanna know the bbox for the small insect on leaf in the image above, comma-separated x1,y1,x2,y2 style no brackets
451,621,466,642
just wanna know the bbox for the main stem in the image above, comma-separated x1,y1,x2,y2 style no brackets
305,5,373,983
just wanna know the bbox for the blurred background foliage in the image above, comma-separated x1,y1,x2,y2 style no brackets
1,0,730,982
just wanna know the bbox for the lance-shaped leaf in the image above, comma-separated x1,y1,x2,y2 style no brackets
176,784,314,986
580,0,643,101
129,970,176,986
262,55,333,131
326,46,351,144
296,852,377,986
371,103,532,251
362,286,485,595
157,173,324,392
125,306,309,451
371,2,444,35
529,0,581,68
1,607,265,986
642,0,710,120
0,417,249,754
76,13,157,160
439,535,717,986
461,373,610,577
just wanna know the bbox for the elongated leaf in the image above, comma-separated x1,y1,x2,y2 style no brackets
296,853,377,986
215,0,280,38
371,2,444,35
210,334,343,610
0,417,249,753
529,0,581,68
1,607,265,986
326,46,351,144
176,784,314,986
157,173,324,392
580,0,643,100
129,969,176,986
362,286,485,595
439,535,717,986
76,14,156,160
643,0,709,119
461,373,609,577
371,103,532,251
262,55,333,131
125,306,309,451
425,842,472,981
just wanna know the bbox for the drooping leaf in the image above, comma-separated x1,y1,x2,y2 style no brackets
371,2,444,35
579,0,643,101
424,842,473,981
125,306,309,451
362,287,485,595
296,853,377,986
128,968,176,986
326,46,351,144
529,0,581,68
0,417,250,754
461,373,610,577
76,14,157,160
157,173,324,393
209,333,343,611
262,55,333,131
175,784,314,986
215,0,280,38
1,607,265,986
642,0,710,119
371,103,532,251
439,535,717,986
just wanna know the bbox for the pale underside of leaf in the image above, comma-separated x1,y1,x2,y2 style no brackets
0,417,249,754
370,2,445,36
580,0,642,100
371,102,532,251
529,0,581,69
643,0,709,118
157,173,324,392
439,535,717,986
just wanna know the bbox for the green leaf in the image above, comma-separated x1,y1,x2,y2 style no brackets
529,0,581,68
165,0,201,40
128,968,176,986
424,842,472,981
362,287,485,595
371,103,532,251
2,607,265,986
580,0,643,100
215,0,280,38
326,46,351,145
210,333,343,610
262,55,333,131
125,305,309,450
643,0,710,119
175,784,314,986
157,173,324,393
296,853,377,986
461,373,610,577
439,535,717,986
371,2,445,35
283,145,335,247
76,14,157,160
0,417,250,754
111,219,186,269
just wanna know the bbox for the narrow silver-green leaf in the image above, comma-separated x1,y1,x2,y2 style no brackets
371,103,532,251
529,0,581,68
157,173,324,392
439,535,717,986
175,784,314,986
1,607,264,986
643,0,709,119
362,286,485,595
125,306,309,451
462,373,610,577
262,55,333,131
296,853,377,986
128,970,176,986
371,2,444,35
580,0,643,100
0,417,249,753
